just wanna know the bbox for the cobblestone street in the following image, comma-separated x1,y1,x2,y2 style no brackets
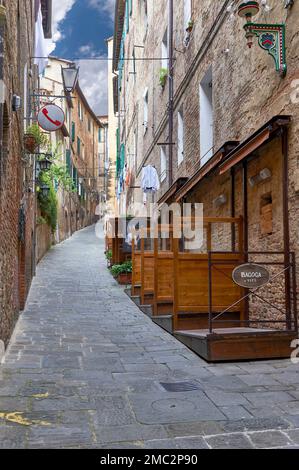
0,226,299,449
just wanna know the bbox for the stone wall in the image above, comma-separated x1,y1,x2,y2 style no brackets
0,1,37,345
116,0,299,324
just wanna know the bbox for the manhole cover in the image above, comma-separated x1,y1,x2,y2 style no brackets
160,381,201,392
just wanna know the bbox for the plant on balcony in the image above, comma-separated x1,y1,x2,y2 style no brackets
159,68,168,88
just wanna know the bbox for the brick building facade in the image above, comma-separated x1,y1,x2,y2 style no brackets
0,1,52,347
40,57,102,242
113,0,299,324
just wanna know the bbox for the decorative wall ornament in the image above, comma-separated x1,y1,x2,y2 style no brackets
238,1,287,77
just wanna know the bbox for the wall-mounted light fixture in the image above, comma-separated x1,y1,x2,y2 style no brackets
61,64,79,94
12,95,22,111
39,183,51,198
213,194,228,208
285,0,295,9
238,1,287,77
249,167,272,187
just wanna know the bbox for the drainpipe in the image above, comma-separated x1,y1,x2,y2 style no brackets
0,4,6,175
282,128,292,329
168,0,174,188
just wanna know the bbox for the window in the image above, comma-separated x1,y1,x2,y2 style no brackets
143,88,148,134
160,147,167,182
72,166,78,189
184,0,192,28
177,110,184,166
133,128,137,170
71,122,76,142
78,101,83,121
161,29,168,70
77,137,81,157
66,149,71,174
126,0,130,32
200,67,213,165
143,0,148,32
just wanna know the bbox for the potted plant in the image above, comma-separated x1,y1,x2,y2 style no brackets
111,261,132,285
24,123,49,153
105,249,113,267
159,68,168,88
0,4,6,25
186,19,194,34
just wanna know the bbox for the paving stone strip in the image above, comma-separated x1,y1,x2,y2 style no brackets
0,226,299,449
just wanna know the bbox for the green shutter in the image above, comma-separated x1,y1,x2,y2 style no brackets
126,0,129,32
71,122,75,142
66,149,71,174
73,167,78,189
77,137,81,156
116,129,120,177
120,144,125,171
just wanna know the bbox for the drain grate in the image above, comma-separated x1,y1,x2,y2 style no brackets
160,381,201,392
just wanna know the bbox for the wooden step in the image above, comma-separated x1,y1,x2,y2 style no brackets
177,311,241,330
174,329,297,362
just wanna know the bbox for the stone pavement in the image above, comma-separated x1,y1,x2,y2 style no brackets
0,225,299,449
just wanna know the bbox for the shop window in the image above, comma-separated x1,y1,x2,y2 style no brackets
260,193,273,236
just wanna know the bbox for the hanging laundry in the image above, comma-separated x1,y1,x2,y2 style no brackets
141,165,160,194
34,0,48,75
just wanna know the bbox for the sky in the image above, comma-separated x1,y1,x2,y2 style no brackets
46,0,115,116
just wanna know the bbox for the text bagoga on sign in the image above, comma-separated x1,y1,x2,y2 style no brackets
232,263,270,289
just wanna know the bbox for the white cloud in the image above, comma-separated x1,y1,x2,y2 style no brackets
43,1,109,115
88,0,115,21
45,0,77,54
77,57,108,115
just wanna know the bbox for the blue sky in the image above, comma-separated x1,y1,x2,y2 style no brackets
47,0,115,114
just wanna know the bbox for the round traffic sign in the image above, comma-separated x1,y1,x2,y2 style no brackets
37,104,65,132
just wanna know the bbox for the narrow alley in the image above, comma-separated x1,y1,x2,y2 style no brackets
0,226,298,449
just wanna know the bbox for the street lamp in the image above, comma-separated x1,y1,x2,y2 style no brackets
35,154,53,180
61,64,79,94
40,184,51,198
38,156,53,172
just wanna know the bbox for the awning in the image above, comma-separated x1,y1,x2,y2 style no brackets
174,141,239,202
219,115,291,175
158,177,188,206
